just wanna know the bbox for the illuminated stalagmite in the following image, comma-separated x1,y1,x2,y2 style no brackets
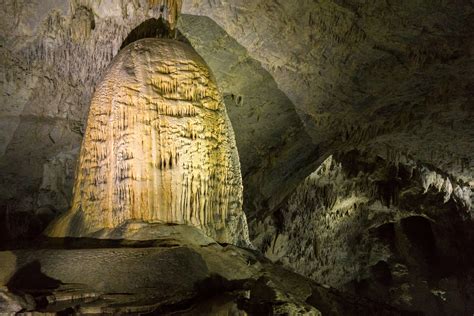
45,38,250,245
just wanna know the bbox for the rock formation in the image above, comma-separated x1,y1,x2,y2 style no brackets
252,150,474,315
0,227,405,315
1,0,473,314
45,38,250,246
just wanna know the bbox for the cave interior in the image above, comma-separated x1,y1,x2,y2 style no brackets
0,0,473,315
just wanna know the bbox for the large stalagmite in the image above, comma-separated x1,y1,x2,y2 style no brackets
45,38,250,246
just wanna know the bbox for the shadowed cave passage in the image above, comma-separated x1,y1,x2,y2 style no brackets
252,151,474,315
120,17,191,49
121,18,171,48
6,261,62,309
7,261,61,293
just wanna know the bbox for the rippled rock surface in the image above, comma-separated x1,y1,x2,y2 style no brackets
45,38,249,246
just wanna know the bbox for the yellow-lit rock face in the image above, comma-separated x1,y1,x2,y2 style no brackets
45,38,250,246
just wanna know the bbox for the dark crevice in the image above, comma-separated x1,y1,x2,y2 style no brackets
7,261,62,309
120,18,190,50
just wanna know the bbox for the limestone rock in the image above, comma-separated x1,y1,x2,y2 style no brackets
0,0,473,242
0,233,404,315
252,150,474,315
0,286,35,313
45,38,250,246
0,1,473,313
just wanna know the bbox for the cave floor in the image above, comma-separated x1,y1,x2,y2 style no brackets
0,225,408,315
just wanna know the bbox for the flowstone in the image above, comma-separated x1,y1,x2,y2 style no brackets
45,38,249,246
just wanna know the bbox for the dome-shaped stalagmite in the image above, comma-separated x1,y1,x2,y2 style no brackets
45,38,250,246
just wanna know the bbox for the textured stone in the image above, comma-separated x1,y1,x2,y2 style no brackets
45,38,249,246
177,14,317,217
2,0,471,240
0,286,35,313
0,1,473,313
252,150,474,315
1,0,192,241
0,233,404,315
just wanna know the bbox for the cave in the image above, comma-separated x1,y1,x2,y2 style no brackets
0,1,473,315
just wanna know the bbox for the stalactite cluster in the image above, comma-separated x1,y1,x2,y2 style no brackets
147,0,182,30
45,38,249,246
252,150,473,296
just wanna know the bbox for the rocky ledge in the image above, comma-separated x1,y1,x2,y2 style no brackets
1,223,410,315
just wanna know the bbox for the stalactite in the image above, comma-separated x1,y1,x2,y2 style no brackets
147,0,182,30
45,38,250,246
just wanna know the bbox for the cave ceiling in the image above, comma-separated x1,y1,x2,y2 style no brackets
0,0,472,220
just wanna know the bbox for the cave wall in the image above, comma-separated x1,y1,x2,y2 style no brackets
252,150,474,315
182,0,474,220
1,0,473,246
183,0,474,183
1,0,171,239
0,0,314,241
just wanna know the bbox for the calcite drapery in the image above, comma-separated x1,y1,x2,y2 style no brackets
45,38,249,245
